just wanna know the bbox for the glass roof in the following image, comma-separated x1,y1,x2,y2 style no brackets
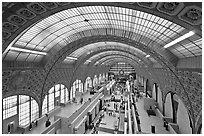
63,41,149,64
94,55,140,66
98,58,137,66
4,5,202,62
84,51,146,65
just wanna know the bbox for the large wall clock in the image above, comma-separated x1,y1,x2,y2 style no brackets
119,69,124,75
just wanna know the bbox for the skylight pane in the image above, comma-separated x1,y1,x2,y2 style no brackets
16,52,29,61
48,22,67,33
55,26,73,37
25,43,37,50
26,54,38,62
35,46,46,51
37,15,60,30
19,26,41,42
39,34,58,47
15,41,27,48
34,55,43,62
4,50,19,61
47,37,63,48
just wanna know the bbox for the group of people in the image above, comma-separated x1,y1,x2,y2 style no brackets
72,97,84,104
29,120,38,131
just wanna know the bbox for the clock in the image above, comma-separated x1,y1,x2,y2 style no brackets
119,69,124,75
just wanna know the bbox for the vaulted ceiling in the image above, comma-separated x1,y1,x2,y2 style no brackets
2,2,202,72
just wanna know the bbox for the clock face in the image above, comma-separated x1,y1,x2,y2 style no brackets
119,69,124,75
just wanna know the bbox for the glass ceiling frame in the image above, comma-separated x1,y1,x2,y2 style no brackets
4,5,202,63
63,41,154,64
84,51,147,66
94,55,142,66
101,57,139,66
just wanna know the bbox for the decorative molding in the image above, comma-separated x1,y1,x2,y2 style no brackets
178,6,202,25
157,2,184,16
17,8,36,19
2,22,18,32
27,2,47,14
41,2,58,9
2,31,11,39
56,2,71,6
8,15,27,25
137,2,157,9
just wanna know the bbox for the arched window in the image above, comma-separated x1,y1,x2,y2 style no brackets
19,95,30,126
42,84,69,115
31,97,39,122
102,73,105,81
3,95,39,127
85,77,92,92
60,85,65,103
65,88,69,103
19,95,39,126
99,74,102,84
42,95,48,115
93,75,98,87
106,73,108,80
3,96,17,120
70,87,73,99
48,87,55,112
71,79,83,98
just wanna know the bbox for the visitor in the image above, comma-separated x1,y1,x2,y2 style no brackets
35,119,38,126
45,119,51,127
80,97,83,104
29,122,32,131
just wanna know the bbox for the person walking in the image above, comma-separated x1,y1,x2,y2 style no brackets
80,97,83,104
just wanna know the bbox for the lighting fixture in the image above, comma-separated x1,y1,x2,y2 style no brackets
86,60,91,63
145,55,150,58
66,56,78,60
164,31,195,48
10,47,47,55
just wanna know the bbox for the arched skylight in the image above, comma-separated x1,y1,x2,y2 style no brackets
4,5,201,62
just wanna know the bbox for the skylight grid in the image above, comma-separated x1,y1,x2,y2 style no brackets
18,27,41,42
47,36,63,47
54,26,74,37
26,54,38,62
24,43,36,50
7,5,198,63
30,35,45,45
48,22,67,34
69,8,81,17
37,10,182,51
39,35,58,47
15,41,27,48
32,55,42,62
38,15,61,30
170,49,186,58
4,50,20,61
16,53,30,61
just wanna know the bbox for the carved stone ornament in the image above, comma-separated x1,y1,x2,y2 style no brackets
178,6,202,25
157,2,184,15
27,3,46,14
2,22,18,32
187,8,202,20
17,8,36,19
41,2,58,9
137,2,157,9
8,15,26,25
2,31,11,39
